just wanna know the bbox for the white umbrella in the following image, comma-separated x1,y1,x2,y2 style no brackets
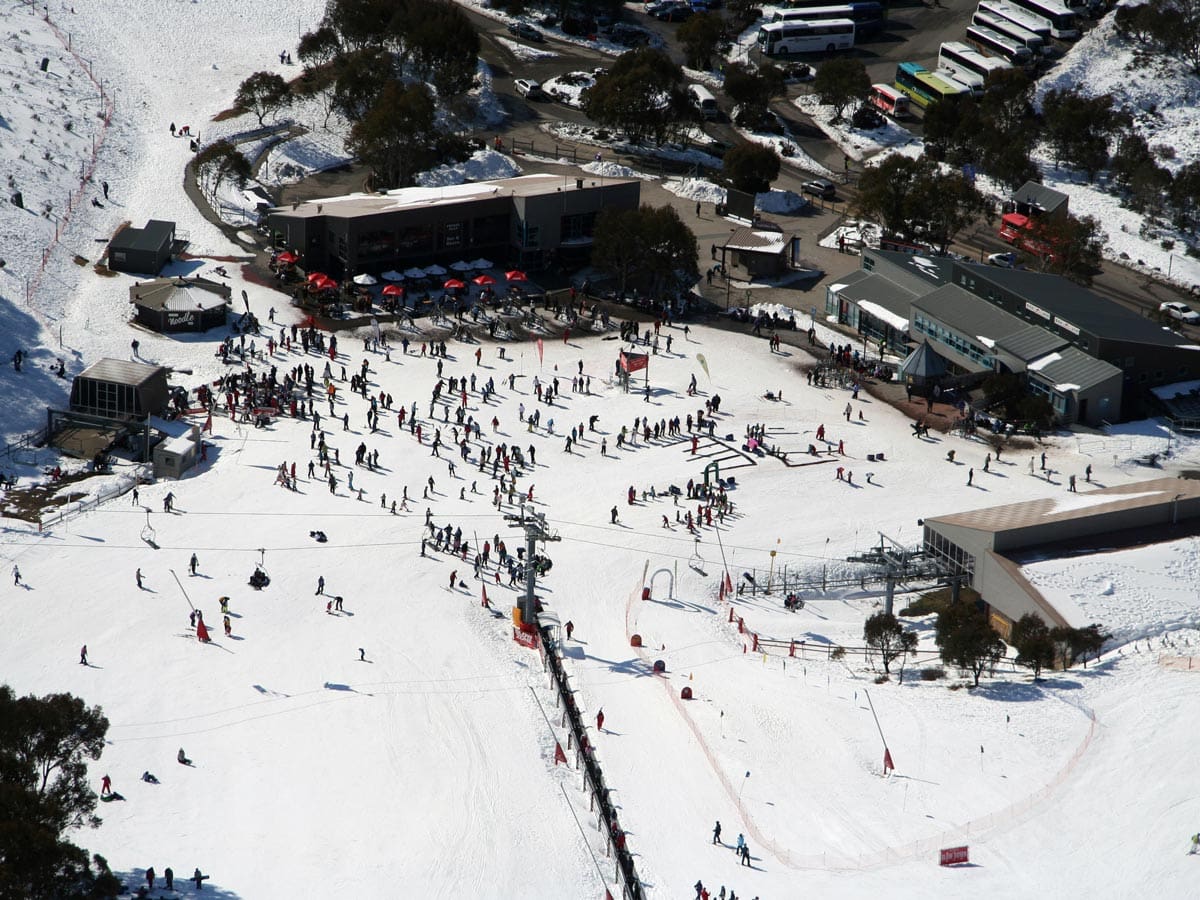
353,273,378,286
424,263,447,276
469,258,493,270
381,270,404,281
404,267,427,280
450,260,472,273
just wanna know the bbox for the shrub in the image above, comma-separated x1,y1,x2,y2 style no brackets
830,646,846,660
920,666,945,681
874,674,890,684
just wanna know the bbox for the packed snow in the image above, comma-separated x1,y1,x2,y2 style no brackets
3,1,1200,898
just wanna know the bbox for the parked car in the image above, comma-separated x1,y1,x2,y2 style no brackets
507,22,545,42
781,63,814,83
987,251,1018,268
654,3,694,21
1160,301,1200,324
801,178,837,200
606,23,659,46
514,78,546,100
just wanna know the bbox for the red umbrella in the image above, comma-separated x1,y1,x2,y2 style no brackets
472,274,496,286
443,278,466,289
276,251,298,264
315,277,338,291
381,284,405,297
505,270,528,282
306,271,328,283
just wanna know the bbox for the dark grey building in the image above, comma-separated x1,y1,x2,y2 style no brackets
69,359,170,421
108,220,177,275
1008,180,1069,223
827,249,1200,424
130,276,232,333
266,174,641,278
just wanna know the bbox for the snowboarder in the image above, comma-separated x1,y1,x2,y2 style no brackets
712,820,722,844
12,564,20,585
189,553,198,575
596,709,605,732
1190,833,1200,854
164,868,174,890
565,620,574,640
193,868,207,889
359,648,366,661
611,506,619,524
141,771,159,784
79,645,88,665
316,575,325,595
136,568,143,589
740,842,751,866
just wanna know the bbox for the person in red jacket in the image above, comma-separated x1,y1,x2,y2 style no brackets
596,709,605,732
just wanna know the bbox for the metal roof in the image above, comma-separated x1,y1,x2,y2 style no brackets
130,277,231,312
110,220,175,253
268,175,638,220
76,358,167,387
925,477,1200,535
1026,345,1122,393
724,227,792,254
830,272,915,315
994,324,1069,362
914,283,1028,347
861,249,954,296
967,266,1198,348
1013,180,1068,214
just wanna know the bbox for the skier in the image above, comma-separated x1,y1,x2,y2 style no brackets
189,553,198,576
565,620,574,640
223,615,231,637
136,568,143,589
178,748,191,765
596,709,605,732
740,842,751,866
12,564,20,586
164,868,174,891
80,644,88,665
316,575,325,595
712,820,722,844
359,648,366,661
735,833,745,855
100,774,111,796
1190,833,1200,854
611,506,619,524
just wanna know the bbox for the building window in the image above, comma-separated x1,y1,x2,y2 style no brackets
439,221,466,251
397,224,433,253
358,229,395,260
863,254,875,271
472,214,508,247
520,223,540,248
561,212,596,242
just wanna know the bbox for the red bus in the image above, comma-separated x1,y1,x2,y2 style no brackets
868,83,910,118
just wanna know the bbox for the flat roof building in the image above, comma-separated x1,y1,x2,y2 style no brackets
265,174,641,279
922,477,1200,636
108,220,177,276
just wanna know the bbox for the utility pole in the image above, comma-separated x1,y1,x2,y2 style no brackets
505,505,560,627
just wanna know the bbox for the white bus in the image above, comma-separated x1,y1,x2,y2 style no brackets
688,83,719,120
972,9,1047,57
934,66,982,98
757,19,856,55
771,2,886,36
965,24,1035,67
1006,0,1079,39
939,41,1014,89
976,0,1052,43
868,83,910,118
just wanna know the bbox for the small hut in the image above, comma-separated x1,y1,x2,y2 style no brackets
129,275,232,333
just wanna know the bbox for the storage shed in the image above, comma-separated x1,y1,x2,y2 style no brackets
108,220,176,275
69,359,170,421
149,416,200,479
722,227,799,278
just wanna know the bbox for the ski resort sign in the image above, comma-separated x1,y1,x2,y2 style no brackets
939,845,970,866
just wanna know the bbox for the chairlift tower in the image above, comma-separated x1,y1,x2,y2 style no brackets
505,505,560,626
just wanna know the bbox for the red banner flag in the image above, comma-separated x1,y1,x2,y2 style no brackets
620,351,648,374
554,741,567,766
481,586,490,608
883,748,895,773
203,413,213,433
724,571,733,594
536,338,544,366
